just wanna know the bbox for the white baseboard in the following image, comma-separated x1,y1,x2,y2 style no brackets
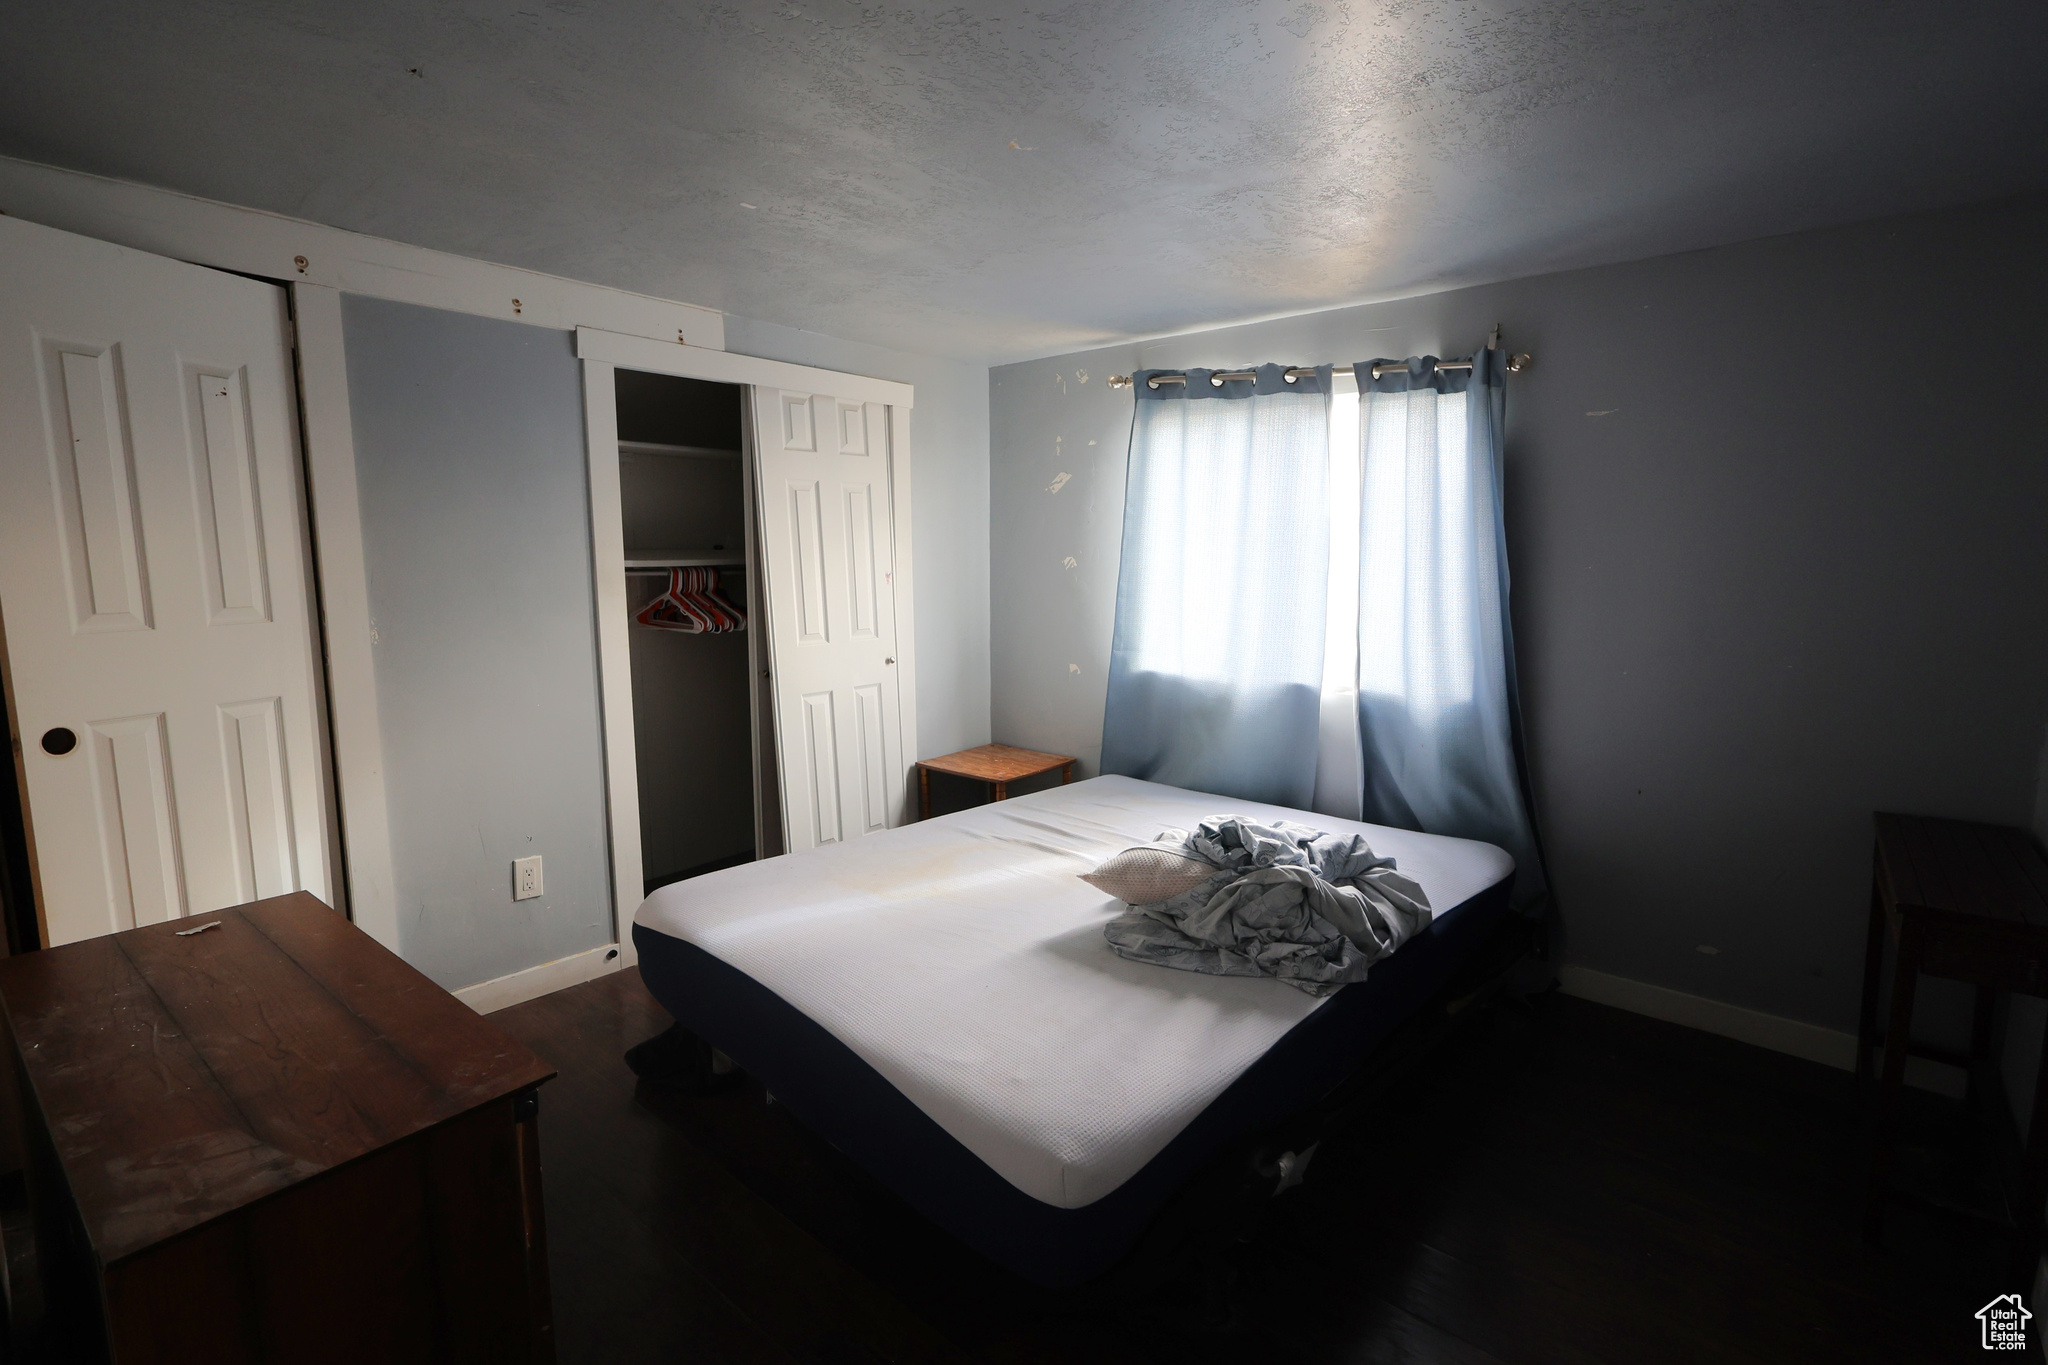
1557,964,1968,1100
454,943,623,1014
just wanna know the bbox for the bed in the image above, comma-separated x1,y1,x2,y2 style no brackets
632,774,1517,1286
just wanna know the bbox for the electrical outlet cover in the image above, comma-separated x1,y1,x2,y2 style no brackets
513,855,543,901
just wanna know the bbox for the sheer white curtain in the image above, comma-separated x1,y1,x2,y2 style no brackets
1311,374,1364,818
1101,365,1335,808
1313,352,1544,907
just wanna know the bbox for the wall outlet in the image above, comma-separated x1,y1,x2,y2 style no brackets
513,855,543,901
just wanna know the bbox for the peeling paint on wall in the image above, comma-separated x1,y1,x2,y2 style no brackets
1048,471,1071,493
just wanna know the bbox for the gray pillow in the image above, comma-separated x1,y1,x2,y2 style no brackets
1080,844,1214,905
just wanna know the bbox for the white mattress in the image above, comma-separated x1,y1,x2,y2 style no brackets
635,775,1512,1209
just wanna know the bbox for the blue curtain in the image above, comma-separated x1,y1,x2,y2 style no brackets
1101,365,1334,809
1352,350,1547,908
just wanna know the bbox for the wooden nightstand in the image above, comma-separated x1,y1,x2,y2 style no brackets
914,744,1076,819
0,892,557,1363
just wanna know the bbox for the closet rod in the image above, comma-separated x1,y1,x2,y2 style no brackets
627,569,745,578
625,556,745,572
619,439,742,460
1106,353,1529,390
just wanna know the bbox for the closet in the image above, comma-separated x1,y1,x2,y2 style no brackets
582,328,920,954
614,369,777,892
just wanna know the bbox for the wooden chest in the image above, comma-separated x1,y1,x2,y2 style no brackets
0,892,556,1363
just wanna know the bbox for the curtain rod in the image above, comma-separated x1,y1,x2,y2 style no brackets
1106,353,1530,391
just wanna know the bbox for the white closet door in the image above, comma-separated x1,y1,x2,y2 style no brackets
0,214,333,945
749,387,905,850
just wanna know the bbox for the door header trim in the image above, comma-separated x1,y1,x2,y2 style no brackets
575,327,915,409
0,154,726,350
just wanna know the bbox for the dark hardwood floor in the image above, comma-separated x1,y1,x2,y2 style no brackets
491,970,2011,1364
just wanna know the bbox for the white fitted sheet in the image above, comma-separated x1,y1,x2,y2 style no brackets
634,775,1513,1209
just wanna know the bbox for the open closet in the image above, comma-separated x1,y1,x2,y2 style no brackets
579,326,921,965
614,369,777,892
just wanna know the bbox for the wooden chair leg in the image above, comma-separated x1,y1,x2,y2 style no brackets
2016,1013,2048,1286
918,767,930,821
1857,865,1887,1086
1864,921,1921,1244
1968,984,1996,1111
991,781,1007,802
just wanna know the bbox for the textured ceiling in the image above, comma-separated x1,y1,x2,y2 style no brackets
3,1,2043,363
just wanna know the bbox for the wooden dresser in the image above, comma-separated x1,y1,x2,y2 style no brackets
0,892,556,1364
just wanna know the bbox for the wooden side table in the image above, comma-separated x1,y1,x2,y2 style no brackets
914,744,1076,820
0,892,558,1363
1860,813,2048,1262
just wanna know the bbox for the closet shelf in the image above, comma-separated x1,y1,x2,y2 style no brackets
619,440,741,461
625,552,745,570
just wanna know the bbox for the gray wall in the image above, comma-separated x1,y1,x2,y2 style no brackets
341,299,991,991
343,295,613,989
724,315,992,760
990,195,2048,1037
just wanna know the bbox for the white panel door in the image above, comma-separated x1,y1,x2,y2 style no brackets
749,387,905,850
0,214,333,945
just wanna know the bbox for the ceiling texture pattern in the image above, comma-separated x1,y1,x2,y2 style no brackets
3,0,2043,362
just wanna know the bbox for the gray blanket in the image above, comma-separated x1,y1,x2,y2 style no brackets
1102,817,1432,997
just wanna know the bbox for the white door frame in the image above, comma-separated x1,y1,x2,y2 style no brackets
291,283,396,946
0,157,924,1007
0,154,729,973
575,327,918,968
